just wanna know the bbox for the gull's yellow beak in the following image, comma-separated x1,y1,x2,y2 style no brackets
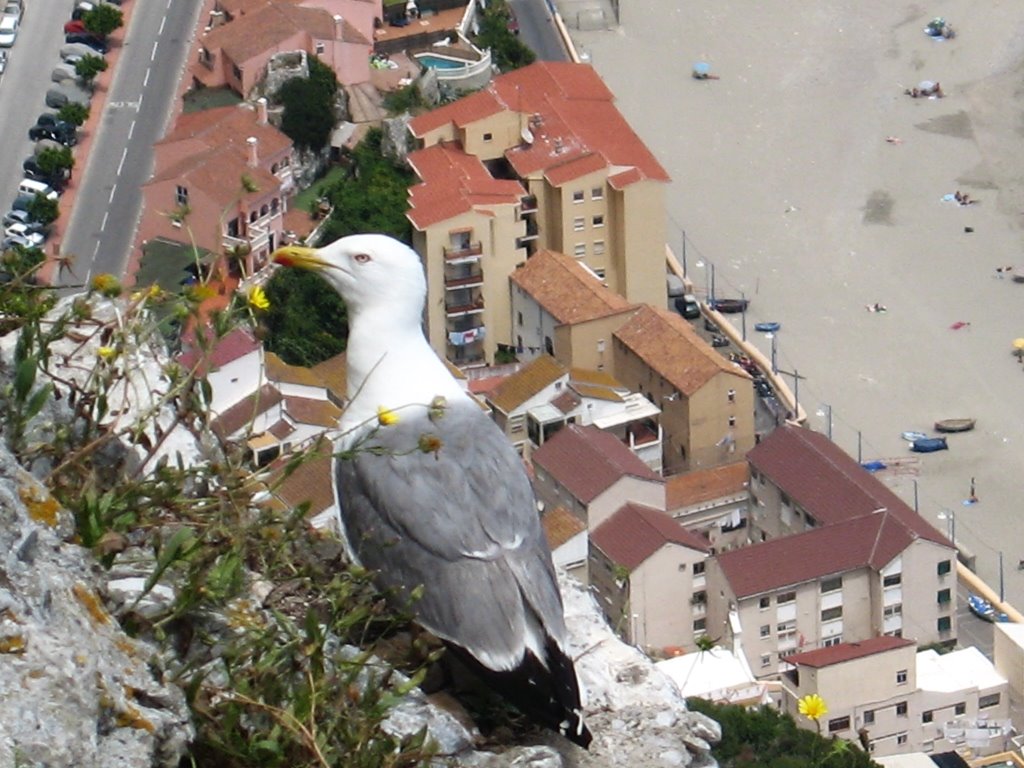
271,245,327,271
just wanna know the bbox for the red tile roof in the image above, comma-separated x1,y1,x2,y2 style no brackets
542,505,587,549
510,249,634,324
786,636,916,668
592,503,709,571
406,141,526,229
665,462,749,509
159,103,292,160
747,425,950,546
178,326,261,373
149,144,280,209
614,305,750,395
715,508,944,599
212,383,282,438
408,61,669,188
532,423,661,503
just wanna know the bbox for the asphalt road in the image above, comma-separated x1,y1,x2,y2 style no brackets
510,0,567,62
59,0,203,286
0,0,69,217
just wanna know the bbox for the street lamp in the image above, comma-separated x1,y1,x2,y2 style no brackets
938,509,956,547
767,332,778,374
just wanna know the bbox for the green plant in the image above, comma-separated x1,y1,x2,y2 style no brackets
382,85,426,115
27,194,60,226
74,53,108,86
277,57,339,151
57,102,90,127
83,3,123,38
37,147,74,178
473,0,535,72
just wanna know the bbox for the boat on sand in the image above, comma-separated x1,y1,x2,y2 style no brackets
934,418,975,433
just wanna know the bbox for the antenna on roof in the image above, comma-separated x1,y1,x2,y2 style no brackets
521,125,534,144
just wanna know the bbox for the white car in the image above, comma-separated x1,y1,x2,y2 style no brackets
3,3,20,21
0,15,18,47
4,223,44,247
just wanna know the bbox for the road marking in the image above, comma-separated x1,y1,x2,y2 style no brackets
108,184,117,204
151,41,158,61
159,15,166,34
117,147,127,175
108,101,141,110
143,68,150,87
127,120,135,140
101,211,109,231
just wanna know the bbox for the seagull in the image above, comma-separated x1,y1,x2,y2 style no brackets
271,234,592,748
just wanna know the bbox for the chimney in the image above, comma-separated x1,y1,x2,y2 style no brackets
333,13,343,38
256,97,268,126
246,136,258,168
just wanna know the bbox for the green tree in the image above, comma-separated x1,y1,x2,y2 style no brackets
83,4,123,38
74,53,108,86
26,195,59,226
276,57,338,151
262,268,348,367
0,245,44,278
473,0,535,71
57,102,90,127
37,147,74,178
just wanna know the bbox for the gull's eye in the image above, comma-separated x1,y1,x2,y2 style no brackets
354,253,371,264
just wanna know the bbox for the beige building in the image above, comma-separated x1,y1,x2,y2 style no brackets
531,423,664,530
612,305,755,475
589,502,710,653
664,462,751,553
706,509,957,678
782,638,1010,757
406,61,670,367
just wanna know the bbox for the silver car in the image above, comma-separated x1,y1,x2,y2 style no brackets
0,15,17,47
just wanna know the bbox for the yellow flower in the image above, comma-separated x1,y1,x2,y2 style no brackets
91,274,122,297
97,346,117,360
377,406,399,427
247,284,270,311
185,283,217,303
798,693,828,722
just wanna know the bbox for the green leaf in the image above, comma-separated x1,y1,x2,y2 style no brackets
14,356,36,403
25,382,52,420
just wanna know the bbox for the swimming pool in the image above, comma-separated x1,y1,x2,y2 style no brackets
416,54,470,70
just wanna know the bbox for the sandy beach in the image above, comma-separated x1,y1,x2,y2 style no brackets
564,2,1024,594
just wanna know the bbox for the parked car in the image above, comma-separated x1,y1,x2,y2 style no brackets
29,123,77,146
3,2,20,21
45,82,91,109
2,233,41,250
63,19,85,34
60,42,100,62
51,63,78,82
18,178,59,201
70,1,94,21
64,33,107,53
23,157,68,189
0,14,18,46
4,223,44,247
2,209,33,227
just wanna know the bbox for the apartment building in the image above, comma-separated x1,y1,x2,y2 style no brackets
140,102,296,276
706,509,957,677
612,305,754,475
406,61,670,366
589,502,710,653
664,462,751,552
781,638,1010,757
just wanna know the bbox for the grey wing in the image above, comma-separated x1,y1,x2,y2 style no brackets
336,401,566,670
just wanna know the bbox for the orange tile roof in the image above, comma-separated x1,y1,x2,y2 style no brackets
592,503,709,571
665,463,749,509
541,505,586,550
310,352,347,401
410,62,669,189
266,351,326,387
268,439,336,518
406,142,525,229
148,145,280,209
487,354,566,414
510,249,634,325
284,396,342,427
159,103,292,159
614,305,750,395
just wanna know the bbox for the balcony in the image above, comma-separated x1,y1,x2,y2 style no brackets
444,267,484,289
446,296,485,317
520,195,538,214
443,241,483,262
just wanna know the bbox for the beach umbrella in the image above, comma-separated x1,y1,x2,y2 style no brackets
692,62,711,77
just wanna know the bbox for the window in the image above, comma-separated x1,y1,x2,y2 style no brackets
897,733,908,746
937,588,951,604
573,216,585,231
231,64,242,81
884,604,902,617
573,243,586,256
938,559,952,576
728,389,736,403
778,591,796,604
821,576,843,593
896,669,908,685
828,716,850,733
883,573,902,587
692,591,707,605
591,186,603,200
937,616,952,632
592,214,604,227
693,561,705,575
728,416,737,427
760,654,771,668
863,710,875,725
483,132,493,142
693,618,706,632
922,710,933,723
315,41,325,54
954,702,966,715
980,693,1000,709
760,625,770,638
572,190,584,203
175,185,189,205
821,606,843,622
759,596,771,610
593,240,605,255
517,311,523,326
823,636,842,647
896,702,908,717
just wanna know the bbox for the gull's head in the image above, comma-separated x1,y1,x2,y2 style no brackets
272,234,426,320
